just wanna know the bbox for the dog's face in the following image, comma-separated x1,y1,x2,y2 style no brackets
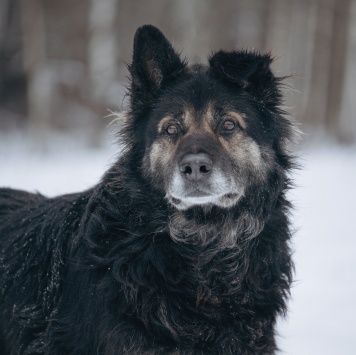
142,79,270,211
152,105,249,211
126,25,294,211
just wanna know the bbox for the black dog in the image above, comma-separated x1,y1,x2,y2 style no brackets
0,25,297,354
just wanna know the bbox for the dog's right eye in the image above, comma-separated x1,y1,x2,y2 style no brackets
222,120,236,131
166,124,179,135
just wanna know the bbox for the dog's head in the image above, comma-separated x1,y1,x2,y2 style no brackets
124,25,296,212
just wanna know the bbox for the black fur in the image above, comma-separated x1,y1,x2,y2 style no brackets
0,25,297,354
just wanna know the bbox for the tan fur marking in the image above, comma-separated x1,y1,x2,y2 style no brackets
202,105,215,132
182,107,215,135
183,110,195,129
149,141,174,172
218,132,266,179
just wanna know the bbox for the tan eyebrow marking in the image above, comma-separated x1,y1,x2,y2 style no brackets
203,105,215,129
226,111,247,129
183,110,195,129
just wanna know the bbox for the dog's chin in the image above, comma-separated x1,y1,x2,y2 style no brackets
167,192,242,211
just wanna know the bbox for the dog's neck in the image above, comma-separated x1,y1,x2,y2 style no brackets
168,208,264,249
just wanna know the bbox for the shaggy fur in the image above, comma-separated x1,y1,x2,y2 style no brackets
0,25,297,354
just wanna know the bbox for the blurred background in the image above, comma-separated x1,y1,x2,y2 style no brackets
0,1,356,354
1,0,356,142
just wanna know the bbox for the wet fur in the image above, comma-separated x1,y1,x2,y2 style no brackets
0,25,297,354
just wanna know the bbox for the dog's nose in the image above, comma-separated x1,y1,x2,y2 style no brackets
179,153,213,180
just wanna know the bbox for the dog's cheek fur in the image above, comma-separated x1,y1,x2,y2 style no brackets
141,139,175,191
221,133,274,188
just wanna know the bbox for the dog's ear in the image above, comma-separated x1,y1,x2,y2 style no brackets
129,25,186,107
209,51,280,103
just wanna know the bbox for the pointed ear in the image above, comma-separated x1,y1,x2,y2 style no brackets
209,50,280,103
128,25,186,108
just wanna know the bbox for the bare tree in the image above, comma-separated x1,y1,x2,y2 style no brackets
20,0,51,131
326,0,352,140
0,0,354,142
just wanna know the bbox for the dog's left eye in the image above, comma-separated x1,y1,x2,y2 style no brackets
166,124,179,135
222,119,236,131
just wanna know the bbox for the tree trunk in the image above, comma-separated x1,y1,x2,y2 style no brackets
20,0,51,132
325,0,352,139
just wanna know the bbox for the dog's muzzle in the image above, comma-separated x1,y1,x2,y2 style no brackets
167,153,243,210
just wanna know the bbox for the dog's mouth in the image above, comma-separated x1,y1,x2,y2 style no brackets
166,166,244,210
168,192,242,210
184,190,211,197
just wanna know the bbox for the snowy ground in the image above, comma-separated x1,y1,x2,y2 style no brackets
1,131,356,354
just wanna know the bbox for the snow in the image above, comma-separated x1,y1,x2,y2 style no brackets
277,144,356,355
0,131,118,196
1,131,356,354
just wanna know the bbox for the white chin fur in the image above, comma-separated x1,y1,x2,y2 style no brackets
167,192,243,210
167,168,243,210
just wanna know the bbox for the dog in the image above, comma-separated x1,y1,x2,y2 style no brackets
0,25,298,354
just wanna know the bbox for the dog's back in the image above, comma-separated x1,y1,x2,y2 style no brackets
0,188,43,215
